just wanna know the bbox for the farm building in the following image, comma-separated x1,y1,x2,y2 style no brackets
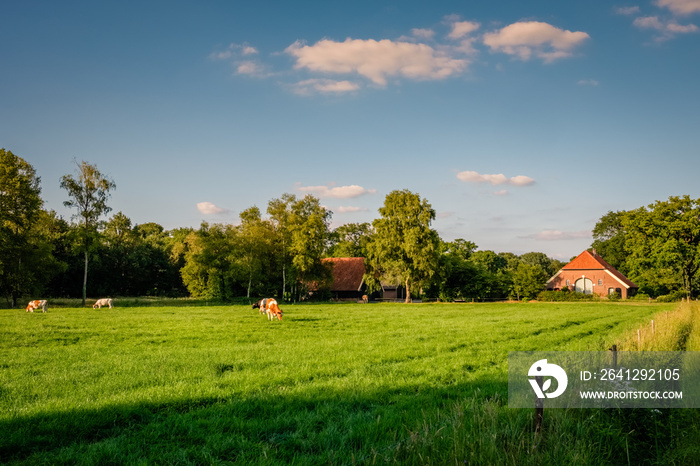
321,257,368,301
545,250,638,299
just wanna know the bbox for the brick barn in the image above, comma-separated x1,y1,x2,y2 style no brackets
545,250,638,299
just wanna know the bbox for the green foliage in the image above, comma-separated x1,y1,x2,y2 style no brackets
594,196,700,298
537,290,598,301
365,190,440,302
2,301,691,464
327,222,372,258
60,160,116,304
0,150,61,306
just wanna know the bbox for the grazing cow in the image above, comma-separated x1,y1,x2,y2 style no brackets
26,300,47,313
252,298,269,315
362,294,369,304
93,298,113,309
253,298,283,321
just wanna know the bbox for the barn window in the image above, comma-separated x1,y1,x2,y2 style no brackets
598,279,603,286
566,279,570,286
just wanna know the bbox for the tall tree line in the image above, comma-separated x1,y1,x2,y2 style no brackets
5,149,639,305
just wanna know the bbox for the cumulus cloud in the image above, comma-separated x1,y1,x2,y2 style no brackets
197,202,229,215
285,38,469,86
457,170,536,186
337,206,369,213
483,21,590,62
297,184,377,199
526,230,592,241
656,0,700,15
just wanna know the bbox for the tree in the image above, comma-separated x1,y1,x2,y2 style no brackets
60,160,116,305
180,223,239,299
624,196,700,298
591,210,629,274
236,206,274,298
288,195,332,293
328,222,372,258
267,194,295,299
365,190,439,303
0,149,57,306
510,262,550,301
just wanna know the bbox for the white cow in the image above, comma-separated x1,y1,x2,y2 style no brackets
93,298,113,309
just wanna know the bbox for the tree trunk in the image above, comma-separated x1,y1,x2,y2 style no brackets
247,273,252,298
83,250,88,306
405,277,411,304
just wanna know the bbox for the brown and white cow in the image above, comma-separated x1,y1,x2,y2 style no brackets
26,300,47,313
252,298,283,321
93,298,113,309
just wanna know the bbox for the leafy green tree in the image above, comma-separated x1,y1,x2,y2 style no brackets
365,190,439,303
328,222,372,258
510,262,550,300
591,210,629,274
180,223,239,299
0,150,59,305
288,195,332,290
623,196,700,298
267,193,295,299
60,161,116,305
236,206,274,298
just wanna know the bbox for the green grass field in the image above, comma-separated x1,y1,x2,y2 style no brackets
2,301,698,465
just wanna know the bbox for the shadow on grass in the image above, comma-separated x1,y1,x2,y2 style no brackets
2,373,697,465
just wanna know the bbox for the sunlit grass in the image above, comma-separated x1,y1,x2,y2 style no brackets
2,301,694,464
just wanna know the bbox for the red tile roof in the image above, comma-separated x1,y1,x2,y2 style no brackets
322,257,366,291
562,250,637,288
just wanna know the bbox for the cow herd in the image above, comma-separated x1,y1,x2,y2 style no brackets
23,297,285,321
24,298,113,312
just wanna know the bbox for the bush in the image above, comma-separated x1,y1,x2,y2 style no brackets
537,290,597,302
656,290,689,302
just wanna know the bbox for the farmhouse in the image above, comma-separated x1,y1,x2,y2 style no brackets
322,257,368,301
545,250,638,299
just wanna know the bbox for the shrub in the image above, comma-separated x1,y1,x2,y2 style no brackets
656,290,688,302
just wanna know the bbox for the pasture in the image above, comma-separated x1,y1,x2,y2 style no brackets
1,301,698,464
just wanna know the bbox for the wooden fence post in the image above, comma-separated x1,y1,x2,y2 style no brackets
610,344,617,368
535,375,544,433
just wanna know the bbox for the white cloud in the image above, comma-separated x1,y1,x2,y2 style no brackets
483,21,590,62
285,38,469,86
656,0,700,15
457,170,536,186
448,20,481,40
494,190,509,196
210,43,258,61
236,61,266,76
527,230,592,241
297,184,377,199
291,79,361,96
633,15,699,40
411,28,435,40
197,202,229,215
337,206,369,213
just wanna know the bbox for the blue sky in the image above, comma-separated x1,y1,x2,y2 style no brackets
2,0,699,260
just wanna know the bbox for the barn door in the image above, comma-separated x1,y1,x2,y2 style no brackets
575,278,593,294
